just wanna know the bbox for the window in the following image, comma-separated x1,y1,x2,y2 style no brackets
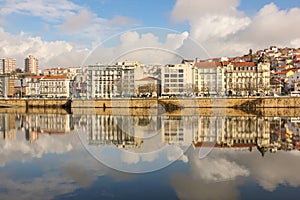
179,69,183,73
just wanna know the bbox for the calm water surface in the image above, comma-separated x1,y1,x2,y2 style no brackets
0,109,300,200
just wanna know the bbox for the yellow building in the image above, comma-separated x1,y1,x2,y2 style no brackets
225,61,270,96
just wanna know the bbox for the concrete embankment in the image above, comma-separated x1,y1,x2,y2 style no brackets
71,97,300,108
0,99,69,108
0,97,299,109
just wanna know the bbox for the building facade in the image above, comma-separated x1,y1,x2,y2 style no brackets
225,61,270,96
25,55,39,74
193,62,226,96
25,76,42,97
0,77,15,97
87,65,122,99
161,62,193,97
40,76,70,98
0,58,16,74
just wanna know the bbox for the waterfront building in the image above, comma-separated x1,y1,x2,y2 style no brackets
225,60,270,96
117,61,144,97
0,58,16,74
71,69,87,98
161,60,194,97
87,64,122,99
193,62,226,96
134,76,161,97
25,76,43,97
24,55,39,74
0,76,9,98
40,76,70,98
87,61,143,99
0,76,15,97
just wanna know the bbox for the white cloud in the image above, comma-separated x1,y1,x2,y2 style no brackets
83,29,191,65
0,133,74,167
236,151,300,192
120,151,140,164
238,3,300,47
58,9,96,32
0,27,88,68
171,0,251,42
0,0,79,22
171,0,300,58
0,172,77,200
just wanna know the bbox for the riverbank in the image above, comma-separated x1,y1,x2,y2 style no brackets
0,97,299,109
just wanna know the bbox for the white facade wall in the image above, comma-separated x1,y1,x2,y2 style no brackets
161,63,193,96
40,76,70,98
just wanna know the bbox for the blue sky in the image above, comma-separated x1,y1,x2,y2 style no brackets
0,0,300,67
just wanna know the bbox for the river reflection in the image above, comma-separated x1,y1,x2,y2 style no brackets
1,111,300,199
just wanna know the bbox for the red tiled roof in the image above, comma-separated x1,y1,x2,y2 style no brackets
27,76,43,79
194,62,221,68
42,75,68,79
274,69,297,75
230,62,255,67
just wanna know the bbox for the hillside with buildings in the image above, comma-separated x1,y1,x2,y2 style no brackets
1,46,300,99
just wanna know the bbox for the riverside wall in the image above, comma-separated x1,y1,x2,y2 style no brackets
71,97,300,108
0,99,68,108
0,97,299,109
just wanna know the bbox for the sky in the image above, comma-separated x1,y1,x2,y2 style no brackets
0,0,300,69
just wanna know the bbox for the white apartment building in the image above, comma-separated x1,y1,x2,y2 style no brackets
25,76,42,97
40,76,70,98
87,65,122,98
87,62,144,99
161,61,193,97
193,62,226,96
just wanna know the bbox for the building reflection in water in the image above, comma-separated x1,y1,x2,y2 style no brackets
0,113,72,143
193,116,300,156
1,112,300,156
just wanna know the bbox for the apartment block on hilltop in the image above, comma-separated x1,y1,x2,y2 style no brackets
24,55,39,74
